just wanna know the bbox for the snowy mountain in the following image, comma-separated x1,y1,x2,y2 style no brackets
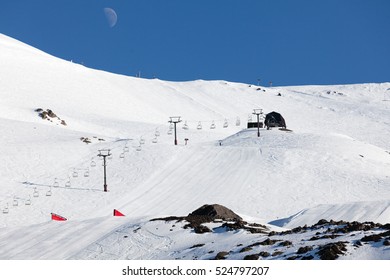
0,34,389,259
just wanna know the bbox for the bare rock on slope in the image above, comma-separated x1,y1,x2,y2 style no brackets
186,204,242,225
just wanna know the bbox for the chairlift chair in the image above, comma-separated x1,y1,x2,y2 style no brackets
223,119,228,128
197,121,202,130
236,117,241,126
210,121,216,129
84,170,90,177
123,146,130,153
140,138,145,145
2,205,9,214
33,188,39,198
53,178,59,187
46,188,52,197
152,137,158,143
167,129,173,135
182,121,189,130
13,199,18,207
155,130,160,137
136,145,142,152
65,178,71,188
72,171,78,178
119,153,125,158
25,196,31,206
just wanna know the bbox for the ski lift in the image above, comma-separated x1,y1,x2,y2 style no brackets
210,121,216,129
123,146,130,153
152,137,158,143
12,198,18,207
236,117,241,126
155,129,160,137
25,196,31,206
108,153,113,160
84,169,90,177
33,187,39,198
136,145,142,152
72,170,78,178
167,129,173,135
65,177,71,188
90,157,96,167
53,178,59,187
169,123,174,130
197,121,202,130
223,119,229,128
182,121,189,130
140,137,145,145
46,187,52,197
2,204,9,214
119,152,125,159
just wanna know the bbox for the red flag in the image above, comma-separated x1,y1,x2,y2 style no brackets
113,209,125,216
51,212,67,221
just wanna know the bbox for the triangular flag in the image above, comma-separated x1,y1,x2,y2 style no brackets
51,212,67,221
113,209,125,216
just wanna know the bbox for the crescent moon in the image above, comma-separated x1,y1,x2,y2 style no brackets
104,7,117,28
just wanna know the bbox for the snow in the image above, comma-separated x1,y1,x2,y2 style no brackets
0,33,389,259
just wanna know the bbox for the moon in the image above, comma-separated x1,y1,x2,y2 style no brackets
104,7,117,28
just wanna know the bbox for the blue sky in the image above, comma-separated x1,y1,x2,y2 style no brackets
1,0,389,86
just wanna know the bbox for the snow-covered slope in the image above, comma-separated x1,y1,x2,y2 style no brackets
0,34,389,259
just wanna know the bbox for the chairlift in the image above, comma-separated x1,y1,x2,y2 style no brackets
197,121,202,130
25,196,31,206
182,121,189,130
84,170,90,177
72,170,78,178
136,145,142,152
123,146,130,153
152,137,158,143
140,138,145,145
46,187,52,197
169,123,174,130
210,121,216,129
223,119,228,128
65,180,71,188
236,117,241,126
2,205,9,214
90,158,96,167
119,153,125,159
53,178,59,188
108,153,113,160
155,130,160,137
167,129,173,135
13,198,18,207
33,188,39,198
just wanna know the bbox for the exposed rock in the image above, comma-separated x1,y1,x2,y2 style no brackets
259,238,280,246
187,204,242,224
272,251,283,257
361,234,382,243
317,242,348,260
279,240,293,247
259,251,270,258
214,251,229,260
297,246,313,255
239,247,252,253
189,244,205,249
243,254,259,260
